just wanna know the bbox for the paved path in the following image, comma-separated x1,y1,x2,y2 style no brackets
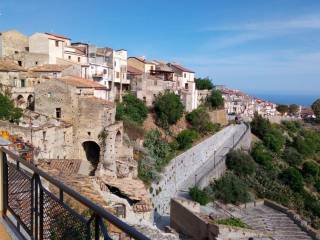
238,205,312,240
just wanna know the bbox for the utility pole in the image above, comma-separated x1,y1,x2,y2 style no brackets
194,174,197,187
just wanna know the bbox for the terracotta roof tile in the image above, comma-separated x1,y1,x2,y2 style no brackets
170,63,194,73
0,60,26,72
45,32,70,40
29,64,71,72
60,76,108,89
127,65,143,75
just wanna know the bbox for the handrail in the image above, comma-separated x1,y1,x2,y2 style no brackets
1,146,150,240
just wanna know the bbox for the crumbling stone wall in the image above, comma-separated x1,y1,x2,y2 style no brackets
0,30,29,58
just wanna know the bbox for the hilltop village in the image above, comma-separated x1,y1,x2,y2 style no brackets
0,29,318,239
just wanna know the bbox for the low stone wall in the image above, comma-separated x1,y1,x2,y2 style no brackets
264,199,320,240
170,198,267,240
151,125,238,215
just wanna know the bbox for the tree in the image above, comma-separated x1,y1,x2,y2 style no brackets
154,91,184,128
0,93,22,123
195,78,213,90
279,167,304,192
176,129,199,150
207,90,224,109
186,107,216,134
211,172,251,205
116,94,148,125
251,112,272,138
311,99,320,120
189,186,209,205
276,104,289,115
282,147,303,166
289,104,299,115
226,150,256,176
251,143,273,168
262,128,285,154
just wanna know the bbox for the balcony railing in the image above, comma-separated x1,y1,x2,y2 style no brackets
0,145,150,240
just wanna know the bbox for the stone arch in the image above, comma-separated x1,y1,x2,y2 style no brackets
26,94,35,111
16,95,25,106
82,141,100,176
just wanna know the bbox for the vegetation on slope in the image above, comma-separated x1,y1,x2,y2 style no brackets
195,77,213,90
0,92,22,123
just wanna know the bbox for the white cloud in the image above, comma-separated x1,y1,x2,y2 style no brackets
203,15,320,32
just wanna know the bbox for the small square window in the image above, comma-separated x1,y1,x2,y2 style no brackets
56,108,61,119
68,56,71,60
78,57,81,62
55,41,59,47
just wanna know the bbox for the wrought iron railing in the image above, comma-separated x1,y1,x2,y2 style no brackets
0,146,150,240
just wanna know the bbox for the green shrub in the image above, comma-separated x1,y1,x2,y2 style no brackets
0,93,22,123
214,218,250,228
250,112,272,138
262,128,285,153
189,186,210,205
302,161,319,178
279,167,304,192
116,94,148,125
154,91,184,128
282,147,303,166
176,129,199,150
138,156,160,185
195,78,213,90
226,150,256,176
281,120,301,133
251,143,273,167
185,107,220,135
211,172,251,205
143,130,172,171
315,180,320,192
207,90,224,109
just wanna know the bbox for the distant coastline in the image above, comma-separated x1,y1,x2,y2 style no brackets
247,93,318,107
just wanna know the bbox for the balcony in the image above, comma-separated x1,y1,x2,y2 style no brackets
0,139,150,240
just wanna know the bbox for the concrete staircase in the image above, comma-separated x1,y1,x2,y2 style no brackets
238,205,312,240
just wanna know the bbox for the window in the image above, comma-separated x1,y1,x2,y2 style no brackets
35,61,38,65
21,79,25,87
14,51,19,54
116,72,120,78
78,57,80,62
55,40,59,47
185,83,189,89
103,69,107,74
184,73,186,78
53,73,57,78
68,56,71,60
18,61,22,66
114,61,117,67
42,131,46,142
56,108,61,119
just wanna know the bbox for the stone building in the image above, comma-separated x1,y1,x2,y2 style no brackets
0,30,29,58
33,76,134,177
128,58,198,112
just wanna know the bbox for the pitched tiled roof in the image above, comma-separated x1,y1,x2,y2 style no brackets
170,63,194,73
60,76,108,89
29,64,71,72
127,65,143,75
0,60,26,72
128,57,154,64
83,96,114,108
45,32,70,40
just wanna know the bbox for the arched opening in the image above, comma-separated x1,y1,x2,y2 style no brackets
82,141,100,176
27,95,35,111
16,95,25,106
115,131,121,143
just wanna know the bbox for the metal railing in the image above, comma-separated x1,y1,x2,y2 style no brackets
0,146,150,240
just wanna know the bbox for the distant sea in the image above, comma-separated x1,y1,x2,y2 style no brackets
248,93,319,107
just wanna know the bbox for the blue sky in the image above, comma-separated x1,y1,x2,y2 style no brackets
1,0,320,95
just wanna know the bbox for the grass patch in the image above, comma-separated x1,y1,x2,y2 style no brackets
214,218,250,229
